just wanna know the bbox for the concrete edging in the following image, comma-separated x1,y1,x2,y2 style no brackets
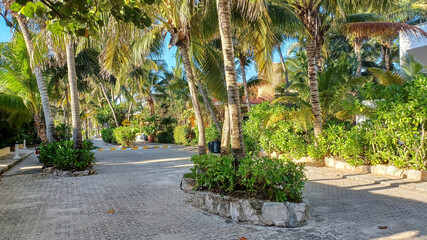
324,157,427,181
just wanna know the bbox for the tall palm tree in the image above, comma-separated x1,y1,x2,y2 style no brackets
216,0,246,159
65,35,83,149
11,13,56,142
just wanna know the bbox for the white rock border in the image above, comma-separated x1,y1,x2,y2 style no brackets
180,178,310,227
42,167,97,177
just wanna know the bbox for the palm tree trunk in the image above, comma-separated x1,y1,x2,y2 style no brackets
354,39,362,77
179,42,207,155
220,105,230,156
66,35,83,149
217,0,245,159
15,15,56,143
33,113,48,142
65,87,70,139
99,81,119,127
383,43,391,71
239,57,250,112
307,40,323,137
277,45,289,93
316,43,323,73
147,96,155,116
194,74,222,135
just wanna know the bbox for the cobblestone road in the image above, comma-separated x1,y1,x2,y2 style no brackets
0,143,426,240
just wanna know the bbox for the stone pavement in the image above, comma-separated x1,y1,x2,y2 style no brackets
0,141,427,240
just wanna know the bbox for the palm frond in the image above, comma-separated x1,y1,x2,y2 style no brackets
368,67,406,86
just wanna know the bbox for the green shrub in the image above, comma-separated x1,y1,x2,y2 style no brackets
156,131,174,143
206,124,221,142
173,125,195,145
101,128,117,144
113,127,138,147
39,140,95,171
190,155,306,202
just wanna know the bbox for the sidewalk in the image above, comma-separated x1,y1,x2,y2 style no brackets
0,149,34,175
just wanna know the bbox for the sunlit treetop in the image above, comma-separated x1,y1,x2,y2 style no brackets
10,0,154,36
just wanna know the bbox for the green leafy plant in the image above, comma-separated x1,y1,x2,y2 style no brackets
156,131,174,143
113,127,138,147
101,128,117,144
206,124,221,143
173,125,195,145
190,155,306,202
39,140,94,171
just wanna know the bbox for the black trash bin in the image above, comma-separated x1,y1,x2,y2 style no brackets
208,141,214,153
212,140,221,153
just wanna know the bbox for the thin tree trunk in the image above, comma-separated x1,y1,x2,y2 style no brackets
84,117,88,140
178,42,206,155
99,81,119,127
127,90,133,120
66,35,83,149
239,57,250,112
194,74,222,135
217,0,245,159
220,105,230,156
16,15,56,143
354,39,362,77
33,113,48,142
65,87,70,139
384,43,391,71
307,40,323,137
277,45,289,92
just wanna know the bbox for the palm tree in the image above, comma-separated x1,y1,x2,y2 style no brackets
216,0,246,159
11,13,56,143
0,35,48,141
65,35,83,149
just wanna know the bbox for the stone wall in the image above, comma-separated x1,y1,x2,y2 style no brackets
190,190,310,227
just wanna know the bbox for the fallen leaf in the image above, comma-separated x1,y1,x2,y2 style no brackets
378,226,388,229
239,238,247,240
106,209,115,213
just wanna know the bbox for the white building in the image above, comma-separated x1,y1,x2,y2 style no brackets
400,22,427,67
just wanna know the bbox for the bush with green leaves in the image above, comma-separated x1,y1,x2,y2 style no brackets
39,140,95,171
101,128,117,144
113,127,138,147
173,125,195,145
205,124,221,143
156,131,174,143
190,155,306,202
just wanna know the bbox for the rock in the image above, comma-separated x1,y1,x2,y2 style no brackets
241,200,260,223
53,170,71,177
72,170,90,177
261,202,288,227
192,191,206,207
230,201,242,221
217,196,231,218
42,167,54,173
286,199,310,227
180,178,196,193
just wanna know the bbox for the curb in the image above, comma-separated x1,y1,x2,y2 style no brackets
0,153,33,176
93,145,170,152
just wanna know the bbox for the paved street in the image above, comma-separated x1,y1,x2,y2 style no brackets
1,142,427,240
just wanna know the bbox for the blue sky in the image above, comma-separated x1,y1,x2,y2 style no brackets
0,17,292,80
